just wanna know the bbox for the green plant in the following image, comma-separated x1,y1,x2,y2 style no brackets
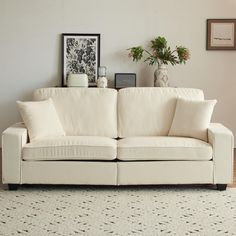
128,36,190,66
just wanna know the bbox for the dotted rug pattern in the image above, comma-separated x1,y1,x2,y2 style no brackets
0,186,236,236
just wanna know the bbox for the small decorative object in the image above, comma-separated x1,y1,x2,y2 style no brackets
97,77,108,88
98,66,106,77
67,74,88,87
97,66,108,88
128,36,190,87
207,19,236,50
154,64,168,87
62,33,100,87
115,73,136,89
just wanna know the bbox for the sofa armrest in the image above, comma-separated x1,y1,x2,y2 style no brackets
2,123,28,184
208,123,234,184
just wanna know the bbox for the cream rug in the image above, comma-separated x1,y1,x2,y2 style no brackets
0,186,235,236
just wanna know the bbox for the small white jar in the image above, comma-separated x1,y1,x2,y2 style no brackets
67,74,88,87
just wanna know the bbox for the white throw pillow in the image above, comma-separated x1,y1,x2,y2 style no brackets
168,98,217,141
17,98,65,141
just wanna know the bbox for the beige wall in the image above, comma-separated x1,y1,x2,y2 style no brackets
0,0,236,145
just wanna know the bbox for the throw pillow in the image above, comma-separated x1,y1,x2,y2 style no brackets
17,98,65,141
168,98,217,141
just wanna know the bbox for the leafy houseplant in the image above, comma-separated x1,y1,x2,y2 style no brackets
128,36,190,87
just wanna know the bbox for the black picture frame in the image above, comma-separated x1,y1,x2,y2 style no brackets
206,19,236,50
115,73,136,89
62,33,100,86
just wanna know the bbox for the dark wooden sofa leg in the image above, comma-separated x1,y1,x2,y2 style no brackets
216,184,227,191
8,184,19,191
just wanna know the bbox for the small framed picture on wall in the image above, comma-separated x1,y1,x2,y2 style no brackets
62,33,100,86
207,19,236,50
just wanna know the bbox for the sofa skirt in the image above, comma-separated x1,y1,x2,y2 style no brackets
117,161,213,185
21,161,117,185
20,160,213,185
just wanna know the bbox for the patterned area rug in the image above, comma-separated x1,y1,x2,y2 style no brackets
0,186,236,236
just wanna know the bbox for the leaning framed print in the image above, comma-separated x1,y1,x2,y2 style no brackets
62,33,100,86
207,19,236,50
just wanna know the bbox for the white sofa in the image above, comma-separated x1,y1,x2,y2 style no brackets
2,88,234,190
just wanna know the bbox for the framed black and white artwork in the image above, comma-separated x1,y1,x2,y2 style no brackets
62,33,100,86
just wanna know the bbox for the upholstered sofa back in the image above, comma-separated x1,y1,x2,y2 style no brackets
33,88,117,138
118,88,204,137
33,87,204,138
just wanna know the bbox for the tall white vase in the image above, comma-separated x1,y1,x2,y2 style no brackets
154,64,169,87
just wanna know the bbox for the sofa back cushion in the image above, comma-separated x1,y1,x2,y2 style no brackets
33,88,117,138
118,88,204,137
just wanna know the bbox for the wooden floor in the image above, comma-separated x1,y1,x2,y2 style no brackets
229,152,236,187
0,149,235,189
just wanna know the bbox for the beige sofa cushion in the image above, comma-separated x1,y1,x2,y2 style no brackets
118,88,204,137
23,136,117,161
17,98,65,141
117,136,212,161
168,98,217,141
33,88,117,138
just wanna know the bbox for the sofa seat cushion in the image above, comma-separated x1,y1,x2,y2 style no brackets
117,137,212,161
23,136,117,161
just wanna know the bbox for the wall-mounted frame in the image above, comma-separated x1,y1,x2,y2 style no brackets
207,19,236,50
62,33,100,86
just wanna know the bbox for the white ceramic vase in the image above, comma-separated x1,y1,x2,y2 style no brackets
154,64,169,87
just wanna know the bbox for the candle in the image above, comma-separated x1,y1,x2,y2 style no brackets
98,66,107,77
